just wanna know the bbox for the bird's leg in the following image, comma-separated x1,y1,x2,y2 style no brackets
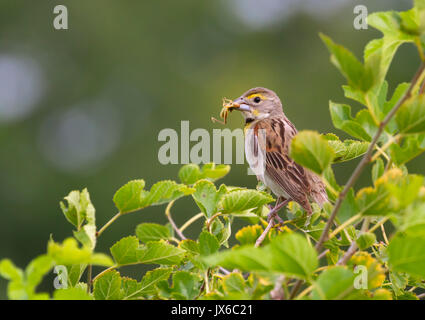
267,197,291,223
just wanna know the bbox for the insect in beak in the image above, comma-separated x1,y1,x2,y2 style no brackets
211,98,251,125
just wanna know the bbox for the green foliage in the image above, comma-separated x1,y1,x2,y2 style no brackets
290,130,335,175
2,1,425,301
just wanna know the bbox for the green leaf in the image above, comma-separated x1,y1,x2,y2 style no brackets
396,95,425,134
326,136,369,163
329,101,372,141
0,259,26,300
371,158,385,183
192,180,226,218
390,134,425,165
223,273,246,293
113,180,194,213
170,271,201,300
268,233,318,279
122,267,172,299
25,255,54,292
204,233,318,280
135,223,171,243
220,189,273,214
320,33,372,91
53,287,93,300
110,236,142,265
199,231,220,256
0,259,23,282
66,264,86,287
290,130,335,175
179,163,230,185
356,232,377,250
113,179,146,213
93,270,122,300
179,239,200,255
355,168,404,216
338,188,358,223
311,267,357,300
60,188,95,231
138,241,185,266
48,238,113,267
388,230,425,277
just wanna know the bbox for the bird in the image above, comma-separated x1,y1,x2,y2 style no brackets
229,87,328,220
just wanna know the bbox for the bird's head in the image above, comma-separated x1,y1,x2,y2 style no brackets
230,87,284,123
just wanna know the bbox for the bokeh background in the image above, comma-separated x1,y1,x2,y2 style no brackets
0,0,422,298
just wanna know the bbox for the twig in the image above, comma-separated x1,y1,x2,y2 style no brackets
180,212,204,232
336,218,370,266
96,212,122,237
87,264,92,293
420,78,425,94
380,223,389,245
314,62,425,253
165,200,186,240
255,198,290,247
270,275,286,300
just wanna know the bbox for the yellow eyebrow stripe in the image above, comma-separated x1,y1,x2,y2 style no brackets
246,93,267,100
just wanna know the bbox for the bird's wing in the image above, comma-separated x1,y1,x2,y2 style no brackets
254,117,313,211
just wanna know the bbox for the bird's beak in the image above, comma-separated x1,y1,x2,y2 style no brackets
230,98,251,112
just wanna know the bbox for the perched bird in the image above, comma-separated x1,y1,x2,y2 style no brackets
230,87,328,218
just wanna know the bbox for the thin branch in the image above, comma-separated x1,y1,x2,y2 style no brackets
165,200,186,240
315,62,425,253
337,218,370,266
96,212,122,237
420,78,425,94
255,219,275,247
255,198,290,247
180,212,204,232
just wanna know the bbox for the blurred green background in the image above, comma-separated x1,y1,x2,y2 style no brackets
0,0,422,298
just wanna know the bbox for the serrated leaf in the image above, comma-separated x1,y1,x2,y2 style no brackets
60,189,95,230
179,239,200,255
388,229,425,278
93,270,122,300
178,163,230,185
223,273,246,294
170,271,201,300
110,236,142,265
122,267,172,299
220,190,273,214
329,101,372,141
113,180,194,214
326,137,369,163
396,95,425,134
320,33,372,91
199,231,220,256
311,267,357,300
192,180,226,218
48,238,113,267
290,130,335,175
356,232,377,250
204,233,318,280
390,134,425,165
135,223,171,243
138,241,185,266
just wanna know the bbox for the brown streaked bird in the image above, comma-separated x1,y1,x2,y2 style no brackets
230,87,328,219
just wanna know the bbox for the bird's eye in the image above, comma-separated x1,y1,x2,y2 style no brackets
253,96,261,103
